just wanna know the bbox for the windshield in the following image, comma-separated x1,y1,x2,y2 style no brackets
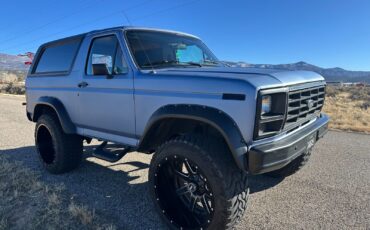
125,30,220,69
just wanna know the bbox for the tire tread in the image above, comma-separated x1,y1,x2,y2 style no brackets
151,134,249,229
35,113,82,174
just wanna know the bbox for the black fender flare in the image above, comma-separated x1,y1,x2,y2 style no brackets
32,96,76,134
138,104,249,170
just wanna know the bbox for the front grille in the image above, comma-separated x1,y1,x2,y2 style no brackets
284,84,326,131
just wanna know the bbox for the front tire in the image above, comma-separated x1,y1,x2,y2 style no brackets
149,135,249,230
35,113,83,174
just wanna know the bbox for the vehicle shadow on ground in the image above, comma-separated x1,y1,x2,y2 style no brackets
0,145,162,229
249,175,284,194
0,145,284,229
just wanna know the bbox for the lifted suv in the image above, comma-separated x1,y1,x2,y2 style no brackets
26,26,329,230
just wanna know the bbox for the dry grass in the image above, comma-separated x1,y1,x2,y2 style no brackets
323,85,370,133
68,202,95,226
0,155,115,230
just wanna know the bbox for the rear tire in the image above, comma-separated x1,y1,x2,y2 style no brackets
35,113,83,174
149,135,249,230
266,150,312,178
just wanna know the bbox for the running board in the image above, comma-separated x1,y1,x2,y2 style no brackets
92,141,131,163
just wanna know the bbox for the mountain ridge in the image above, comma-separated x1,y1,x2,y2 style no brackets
224,61,370,83
0,53,30,71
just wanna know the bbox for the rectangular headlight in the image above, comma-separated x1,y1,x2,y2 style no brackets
261,95,272,115
254,88,288,139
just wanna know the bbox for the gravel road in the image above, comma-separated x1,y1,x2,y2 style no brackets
0,94,369,229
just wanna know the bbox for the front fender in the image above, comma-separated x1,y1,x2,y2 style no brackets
139,104,249,170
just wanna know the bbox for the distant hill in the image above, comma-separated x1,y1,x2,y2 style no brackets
224,61,370,83
0,53,30,82
0,53,30,71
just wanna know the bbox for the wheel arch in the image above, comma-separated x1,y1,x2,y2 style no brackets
32,96,76,134
138,104,249,170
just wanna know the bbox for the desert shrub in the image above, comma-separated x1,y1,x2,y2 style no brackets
327,85,370,101
0,72,18,83
0,70,27,83
359,101,370,110
4,82,13,92
347,87,369,101
325,86,337,97
2,82,25,95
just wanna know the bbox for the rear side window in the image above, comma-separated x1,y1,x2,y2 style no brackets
33,39,81,74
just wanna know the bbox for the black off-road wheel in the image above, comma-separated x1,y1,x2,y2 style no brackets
266,150,312,178
149,135,249,230
35,113,83,174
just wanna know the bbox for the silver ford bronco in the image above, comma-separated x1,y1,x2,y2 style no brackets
26,26,329,230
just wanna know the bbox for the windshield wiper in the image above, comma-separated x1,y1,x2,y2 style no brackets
142,60,179,67
142,60,202,68
203,59,225,66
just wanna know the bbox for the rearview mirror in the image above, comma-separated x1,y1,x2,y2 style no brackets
176,43,187,50
92,64,113,79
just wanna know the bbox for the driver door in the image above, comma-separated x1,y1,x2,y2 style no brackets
77,32,136,146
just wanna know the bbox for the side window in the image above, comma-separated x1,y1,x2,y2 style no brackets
86,35,128,75
34,39,80,74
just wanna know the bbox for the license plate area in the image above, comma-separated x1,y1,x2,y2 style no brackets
306,133,317,150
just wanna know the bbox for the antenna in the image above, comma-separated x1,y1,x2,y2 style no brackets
121,10,156,74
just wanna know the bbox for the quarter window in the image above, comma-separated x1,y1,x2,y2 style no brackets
86,35,128,75
34,39,81,74
113,46,129,74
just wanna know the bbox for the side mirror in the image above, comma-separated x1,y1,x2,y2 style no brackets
92,64,113,79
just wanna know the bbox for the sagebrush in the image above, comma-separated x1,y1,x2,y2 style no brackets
323,85,370,133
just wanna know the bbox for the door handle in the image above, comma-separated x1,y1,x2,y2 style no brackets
78,81,89,88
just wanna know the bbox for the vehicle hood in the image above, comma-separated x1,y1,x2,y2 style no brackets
152,67,325,89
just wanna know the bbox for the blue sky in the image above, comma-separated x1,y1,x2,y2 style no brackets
0,0,369,71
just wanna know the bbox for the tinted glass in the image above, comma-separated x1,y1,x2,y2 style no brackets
113,47,128,74
34,39,80,73
87,36,118,75
126,30,219,69
176,45,203,63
